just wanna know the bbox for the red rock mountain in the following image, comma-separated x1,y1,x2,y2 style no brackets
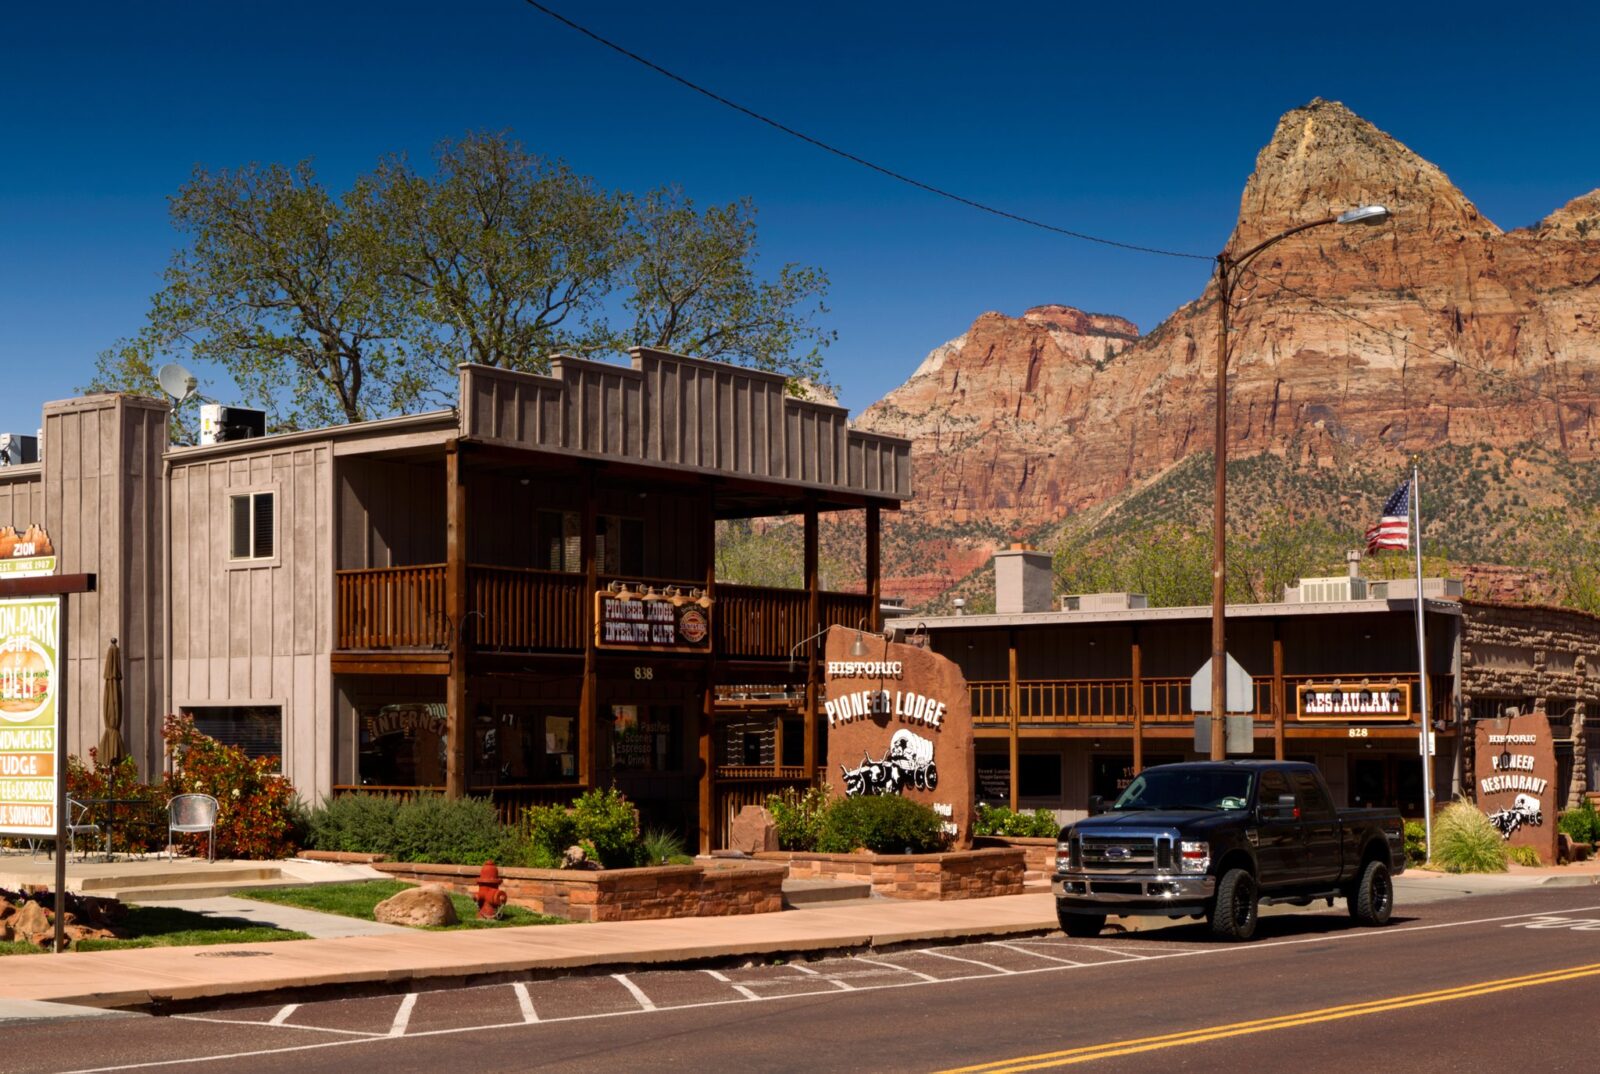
855,99,1600,597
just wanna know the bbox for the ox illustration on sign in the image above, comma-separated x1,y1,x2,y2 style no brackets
823,625,974,845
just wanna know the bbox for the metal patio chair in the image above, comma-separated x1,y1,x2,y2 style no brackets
166,793,220,861
64,797,102,861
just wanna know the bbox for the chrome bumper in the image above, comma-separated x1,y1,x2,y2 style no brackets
1053,871,1216,904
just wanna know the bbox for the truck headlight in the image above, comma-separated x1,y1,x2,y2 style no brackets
1056,840,1071,872
1180,840,1210,874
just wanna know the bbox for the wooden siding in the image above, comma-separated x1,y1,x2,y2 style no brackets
458,351,911,502
0,466,44,531
37,396,167,775
169,441,335,799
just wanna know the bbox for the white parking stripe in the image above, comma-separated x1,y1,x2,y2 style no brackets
915,948,1014,973
387,994,417,1038
512,982,538,1023
170,1015,384,1039
266,1005,299,1027
1020,939,1153,960
703,968,759,1000
613,973,656,1011
987,942,1083,965
852,956,940,983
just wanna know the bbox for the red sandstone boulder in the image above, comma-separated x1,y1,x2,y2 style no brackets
729,806,779,854
373,884,459,927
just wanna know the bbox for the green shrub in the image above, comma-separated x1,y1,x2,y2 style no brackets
817,795,948,854
1431,802,1508,874
1403,820,1428,865
164,714,301,859
391,795,511,865
307,794,402,856
974,804,1060,838
1508,845,1543,867
522,787,645,869
641,828,690,865
766,785,831,851
1557,801,1600,845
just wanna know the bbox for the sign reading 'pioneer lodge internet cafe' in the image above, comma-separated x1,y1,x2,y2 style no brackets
594,591,713,652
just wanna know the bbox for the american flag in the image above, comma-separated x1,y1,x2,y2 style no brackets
1365,480,1411,552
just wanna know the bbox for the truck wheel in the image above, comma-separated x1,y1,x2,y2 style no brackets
1208,868,1258,941
1057,906,1106,937
1348,859,1393,927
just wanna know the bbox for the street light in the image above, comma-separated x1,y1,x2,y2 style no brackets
1207,205,1391,759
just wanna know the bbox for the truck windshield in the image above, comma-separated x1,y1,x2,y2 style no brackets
1113,769,1256,812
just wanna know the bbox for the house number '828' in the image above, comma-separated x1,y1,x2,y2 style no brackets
1348,727,1369,738
634,666,654,680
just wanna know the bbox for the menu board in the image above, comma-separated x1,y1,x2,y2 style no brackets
0,546,61,837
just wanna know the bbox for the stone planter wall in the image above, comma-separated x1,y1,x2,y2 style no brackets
972,836,1058,881
755,847,1024,900
372,860,786,922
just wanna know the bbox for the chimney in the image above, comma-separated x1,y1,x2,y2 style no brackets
1346,549,1362,580
994,544,1052,614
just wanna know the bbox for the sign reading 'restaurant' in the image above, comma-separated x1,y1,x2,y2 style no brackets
594,594,712,652
0,529,61,838
1474,712,1559,864
823,625,974,846
1296,683,1412,722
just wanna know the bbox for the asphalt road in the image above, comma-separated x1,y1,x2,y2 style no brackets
10,888,1600,1074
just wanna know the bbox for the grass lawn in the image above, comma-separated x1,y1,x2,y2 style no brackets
1,905,309,955
243,880,565,929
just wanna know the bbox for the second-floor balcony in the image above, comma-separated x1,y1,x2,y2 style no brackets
335,563,872,661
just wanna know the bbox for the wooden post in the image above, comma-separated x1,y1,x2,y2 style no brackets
865,504,882,631
1008,630,1021,811
700,482,717,854
803,497,820,779
1272,620,1286,761
445,442,468,798
579,467,599,789
1131,626,1145,775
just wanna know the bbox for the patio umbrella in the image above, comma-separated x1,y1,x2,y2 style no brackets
98,637,125,764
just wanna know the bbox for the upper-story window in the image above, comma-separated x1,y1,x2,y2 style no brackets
537,510,643,576
230,492,275,560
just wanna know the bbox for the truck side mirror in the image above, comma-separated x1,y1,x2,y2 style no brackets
1087,795,1106,817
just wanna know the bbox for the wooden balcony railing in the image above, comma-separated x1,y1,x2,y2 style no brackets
337,563,872,659
336,565,448,650
971,673,1454,727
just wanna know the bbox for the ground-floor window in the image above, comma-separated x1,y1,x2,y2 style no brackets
1090,753,1182,802
358,702,447,787
183,705,283,769
611,704,682,772
474,705,580,786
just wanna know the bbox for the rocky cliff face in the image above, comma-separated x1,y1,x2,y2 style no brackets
856,99,1600,595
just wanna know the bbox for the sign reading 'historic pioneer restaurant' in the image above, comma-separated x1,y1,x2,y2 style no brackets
823,625,975,846
1473,711,1559,864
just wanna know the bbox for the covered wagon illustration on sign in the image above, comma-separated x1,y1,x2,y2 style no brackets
1487,793,1543,839
840,729,938,797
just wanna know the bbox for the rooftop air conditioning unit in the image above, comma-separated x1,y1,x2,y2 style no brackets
1061,592,1149,612
1287,576,1367,603
0,434,39,467
199,404,267,446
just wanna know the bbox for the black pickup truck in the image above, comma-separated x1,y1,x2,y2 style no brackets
1053,760,1406,941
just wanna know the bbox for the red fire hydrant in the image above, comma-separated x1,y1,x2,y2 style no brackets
473,861,508,920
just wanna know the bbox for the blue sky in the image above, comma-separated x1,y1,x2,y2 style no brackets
2,1,1595,436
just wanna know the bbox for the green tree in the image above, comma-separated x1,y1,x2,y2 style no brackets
89,132,834,429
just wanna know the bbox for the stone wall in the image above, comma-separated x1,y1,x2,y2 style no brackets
756,848,1024,900
1462,600,1599,807
373,860,786,922
972,836,1058,883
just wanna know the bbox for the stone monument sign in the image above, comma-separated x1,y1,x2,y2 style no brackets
1474,711,1559,865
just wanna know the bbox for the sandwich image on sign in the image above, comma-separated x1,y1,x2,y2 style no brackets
0,637,53,721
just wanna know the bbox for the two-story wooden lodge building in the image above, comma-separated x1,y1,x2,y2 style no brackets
0,351,910,851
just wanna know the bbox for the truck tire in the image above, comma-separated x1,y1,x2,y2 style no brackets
1057,906,1106,937
1207,868,1258,941
1348,859,1393,927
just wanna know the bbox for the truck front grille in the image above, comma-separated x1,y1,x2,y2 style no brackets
1075,833,1178,873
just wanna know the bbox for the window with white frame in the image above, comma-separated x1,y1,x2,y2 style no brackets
230,492,275,560
182,705,284,767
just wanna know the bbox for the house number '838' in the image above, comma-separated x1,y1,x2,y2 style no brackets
634,667,654,680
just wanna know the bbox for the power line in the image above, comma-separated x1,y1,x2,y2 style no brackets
518,1,1212,263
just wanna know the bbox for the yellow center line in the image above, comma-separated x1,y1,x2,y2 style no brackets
934,961,1600,1073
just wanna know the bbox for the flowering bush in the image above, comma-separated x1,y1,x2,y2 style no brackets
164,714,301,859
65,752,168,855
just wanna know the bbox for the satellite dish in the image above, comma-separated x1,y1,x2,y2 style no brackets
157,363,198,404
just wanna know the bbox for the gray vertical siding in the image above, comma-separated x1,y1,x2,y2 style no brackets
34,395,167,775
169,442,334,799
458,350,911,501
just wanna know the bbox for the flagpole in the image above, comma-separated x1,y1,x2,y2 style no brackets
1411,463,1434,862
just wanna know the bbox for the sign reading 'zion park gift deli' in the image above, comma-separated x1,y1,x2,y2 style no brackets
823,625,975,846
0,531,61,837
